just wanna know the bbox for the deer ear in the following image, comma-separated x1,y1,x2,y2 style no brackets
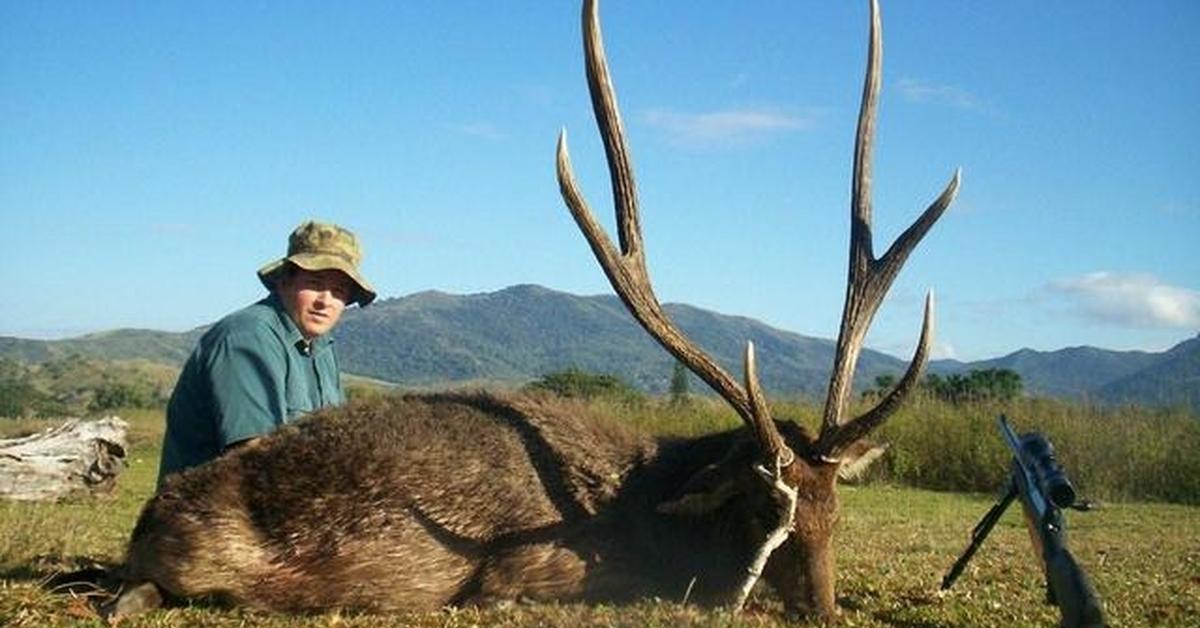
836,440,889,483
657,440,759,516
656,470,738,516
655,438,755,516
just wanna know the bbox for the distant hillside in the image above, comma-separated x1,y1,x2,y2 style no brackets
0,329,203,365
943,346,1161,398
1,285,1195,409
0,355,177,418
1095,336,1200,409
929,335,1200,410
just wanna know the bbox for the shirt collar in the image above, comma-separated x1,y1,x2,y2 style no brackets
265,293,334,356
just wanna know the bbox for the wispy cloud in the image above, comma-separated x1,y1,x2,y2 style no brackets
449,122,508,141
640,107,816,147
1046,272,1200,328
896,78,989,113
931,341,959,361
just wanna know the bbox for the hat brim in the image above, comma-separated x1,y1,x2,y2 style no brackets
257,253,376,307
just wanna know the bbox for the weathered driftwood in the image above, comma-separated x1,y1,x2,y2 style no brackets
0,416,129,501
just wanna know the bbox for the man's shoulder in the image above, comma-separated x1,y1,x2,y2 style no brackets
201,298,287,346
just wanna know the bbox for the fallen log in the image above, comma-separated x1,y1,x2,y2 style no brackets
0,416,129,501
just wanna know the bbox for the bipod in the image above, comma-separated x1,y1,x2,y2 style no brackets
940,482,1018,590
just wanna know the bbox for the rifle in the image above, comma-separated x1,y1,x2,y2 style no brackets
941,415,1105,627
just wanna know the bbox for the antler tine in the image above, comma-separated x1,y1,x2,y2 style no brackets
818,292,934,455
849,0,884,263
579,0,640,256
746,342,793,465
557,0,787,451
819,0,960,455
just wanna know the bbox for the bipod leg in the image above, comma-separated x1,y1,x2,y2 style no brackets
941,482,1018,590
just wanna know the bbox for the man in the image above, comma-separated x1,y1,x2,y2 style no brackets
157,220,375,485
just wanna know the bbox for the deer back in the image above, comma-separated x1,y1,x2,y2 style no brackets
123,391,654,610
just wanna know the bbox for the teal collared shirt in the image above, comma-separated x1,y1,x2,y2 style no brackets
157,294,344,485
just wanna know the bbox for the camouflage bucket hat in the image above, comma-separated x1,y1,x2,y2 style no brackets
257,221,377,307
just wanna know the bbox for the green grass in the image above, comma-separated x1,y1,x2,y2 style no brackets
1,404,1198,626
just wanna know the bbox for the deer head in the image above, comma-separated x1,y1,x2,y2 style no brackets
556,0,959,617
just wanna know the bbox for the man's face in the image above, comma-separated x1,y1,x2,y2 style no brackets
277,268,354,339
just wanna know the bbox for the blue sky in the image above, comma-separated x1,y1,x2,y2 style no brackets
2,1,1197,362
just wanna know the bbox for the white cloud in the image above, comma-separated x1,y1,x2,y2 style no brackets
931,341,959,361
1047,272,1200,329
640,107,815,147
895,78,988,112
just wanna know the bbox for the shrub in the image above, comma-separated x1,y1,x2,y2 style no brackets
0,379,70,419
525,368,645,405
90,382,160,411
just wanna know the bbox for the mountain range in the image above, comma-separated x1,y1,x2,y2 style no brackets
2,284,1196,409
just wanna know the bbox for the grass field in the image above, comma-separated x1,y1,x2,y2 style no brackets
1,407,1197,626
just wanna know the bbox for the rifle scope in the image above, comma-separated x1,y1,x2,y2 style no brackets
1018,433,1076,509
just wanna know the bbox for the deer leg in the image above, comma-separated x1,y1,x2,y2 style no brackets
469,543,589,605
102,581,164,622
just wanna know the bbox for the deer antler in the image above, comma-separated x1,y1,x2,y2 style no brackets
556,0,790,464
558,0,956,463
816,0,960,457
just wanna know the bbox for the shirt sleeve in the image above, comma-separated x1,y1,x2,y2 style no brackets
205,327,289,449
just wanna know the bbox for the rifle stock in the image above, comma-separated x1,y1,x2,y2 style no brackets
1046,547,1106,627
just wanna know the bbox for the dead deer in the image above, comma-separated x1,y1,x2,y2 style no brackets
108,0,957,620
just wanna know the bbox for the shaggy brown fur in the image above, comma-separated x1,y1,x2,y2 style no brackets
115,391,861,617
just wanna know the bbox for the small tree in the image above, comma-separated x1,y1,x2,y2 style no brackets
969,368,1023,401
669,360,691,406
922,368,1022,403
860,373,898,400
874,374,897,390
